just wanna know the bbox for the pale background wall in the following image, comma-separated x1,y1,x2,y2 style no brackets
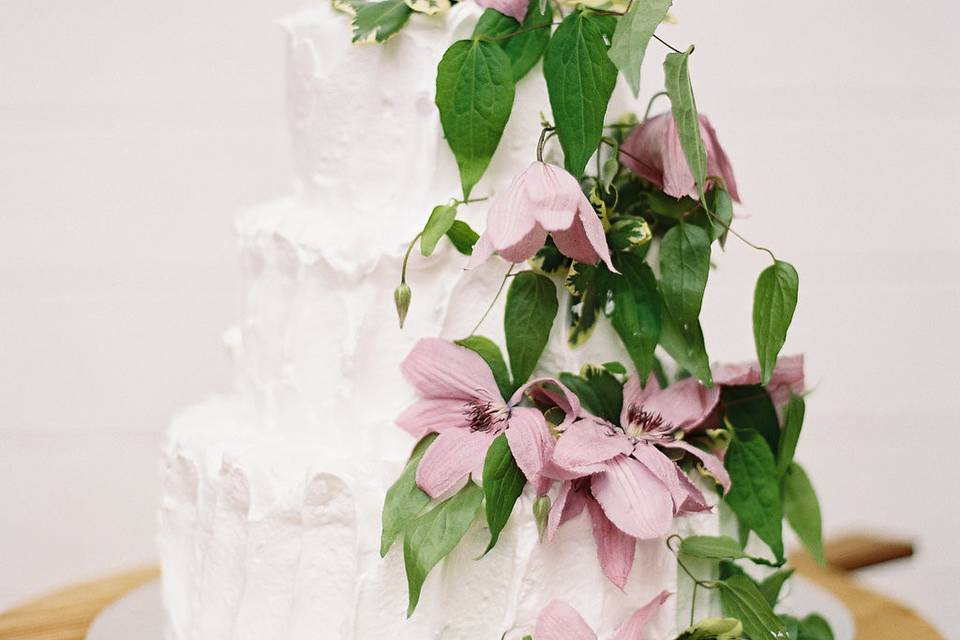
1,0,957,633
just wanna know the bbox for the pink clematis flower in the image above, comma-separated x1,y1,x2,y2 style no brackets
620,112,740,202
467,161,616,271
474,0,528,22
397,338,579,497
535,592,671,640
713,354,805,409
545,375,730,588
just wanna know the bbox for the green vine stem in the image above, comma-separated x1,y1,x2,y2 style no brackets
643,91,669,120
400,232,424,286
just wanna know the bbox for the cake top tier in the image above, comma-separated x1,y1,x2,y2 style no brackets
273,2,640,270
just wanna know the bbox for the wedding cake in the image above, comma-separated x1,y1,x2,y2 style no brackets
160,1,828,639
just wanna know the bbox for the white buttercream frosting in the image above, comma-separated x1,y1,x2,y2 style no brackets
160,399,728,640
160,2,728,638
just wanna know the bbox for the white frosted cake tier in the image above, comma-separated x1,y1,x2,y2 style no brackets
160,398,727,640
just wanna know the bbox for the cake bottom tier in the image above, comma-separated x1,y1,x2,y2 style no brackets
159,398,727,640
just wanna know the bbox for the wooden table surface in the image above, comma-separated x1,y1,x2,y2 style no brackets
0,537,944,640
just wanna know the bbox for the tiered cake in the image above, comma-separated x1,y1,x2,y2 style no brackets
158,3,730,639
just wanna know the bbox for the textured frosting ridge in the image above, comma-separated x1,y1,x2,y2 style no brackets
159,2,726,638
160,400,727,639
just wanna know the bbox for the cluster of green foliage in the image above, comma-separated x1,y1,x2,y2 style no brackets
353,1,830,637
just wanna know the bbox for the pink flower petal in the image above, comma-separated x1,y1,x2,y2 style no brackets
622,375,719,433
701,115,740,202
535,600,598,640
486,170,539,252
400,338,502,401
661,439,731,493
498,223,549,263
505,406,555,487
621,112,739,203
631,443,688,512
523,162,581,231
546,480,587,541
552,208,600,264
586,494,636,590
474,0,529,22
676,468,712,514
396,398,470,438
611,591,672,640
550,418,633,477
591,455,674,539
620,113,672,190
416,428,496,498
513,377,583,422
661,115,696,199
712,355,805,409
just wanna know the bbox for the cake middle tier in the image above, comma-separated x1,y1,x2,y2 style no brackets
160,397,727,640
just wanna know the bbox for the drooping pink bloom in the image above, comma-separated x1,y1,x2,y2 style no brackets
468,161,616,271
534,591,671,640
545,375,730,588
474,0,528,22
620,112,740,202
397,338,580,497
713,354,805,409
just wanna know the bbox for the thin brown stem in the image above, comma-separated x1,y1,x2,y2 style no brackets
470,263,515,335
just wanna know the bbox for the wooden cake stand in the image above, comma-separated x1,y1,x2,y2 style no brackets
0,536,943,640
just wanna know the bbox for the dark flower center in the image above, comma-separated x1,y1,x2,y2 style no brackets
624,404,677,442
464,400,507,433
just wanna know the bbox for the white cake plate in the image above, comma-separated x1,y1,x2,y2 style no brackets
87,576,855,640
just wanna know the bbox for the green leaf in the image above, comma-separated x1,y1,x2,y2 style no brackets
777,394,805,477
679,535,747,561
350,0,413,43
608,0,672,95
380,433,438,557
705,187,734,246
473,2,553,81
717,575,790,640
558,372,600,415
722,385,780,453
725,428,784,561
482,433,527,552
403,482,484,616
580,365,623,423
543,11,618,178
566,263,605,347
753,260,799,385
608,218,653,255
456,335,512,399
420,205,458,256
446,220,480,255
660,299,712,385
504,271,559,385
779,615,800,640
610,253,662,381
436,40,516,199
797,614,835,640
602,360,627,375
664,47,707,197
783,462,824,564
660,222,711,328
759,568,795,607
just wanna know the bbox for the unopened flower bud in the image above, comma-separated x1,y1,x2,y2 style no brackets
394,282,412,328
677,617,743,640
533,495,551,542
